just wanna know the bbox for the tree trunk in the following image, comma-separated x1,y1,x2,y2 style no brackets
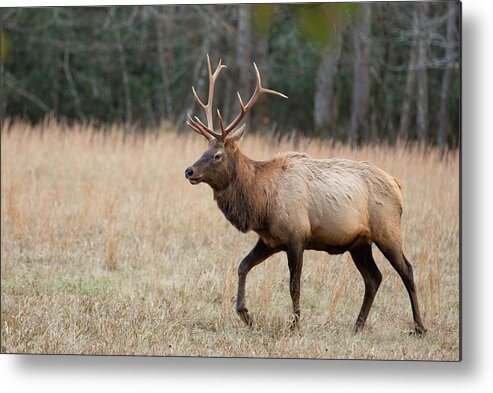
437,2,457,149
398,9,419,141
314,27,343,137
115,28,132,132
252,29,269,132
415,2,429,142
156,11,173,124
236,5,252,129
349,4,371,145
63,46,86,122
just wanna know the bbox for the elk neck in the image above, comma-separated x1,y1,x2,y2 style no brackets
212,148,275,233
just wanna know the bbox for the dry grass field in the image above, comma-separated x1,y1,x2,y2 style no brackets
1,119,459,360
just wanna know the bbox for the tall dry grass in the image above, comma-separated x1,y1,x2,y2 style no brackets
1,119,459,360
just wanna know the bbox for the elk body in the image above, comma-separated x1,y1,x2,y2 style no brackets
185,56,426,334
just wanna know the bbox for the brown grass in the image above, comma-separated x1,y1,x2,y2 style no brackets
0,119,460,360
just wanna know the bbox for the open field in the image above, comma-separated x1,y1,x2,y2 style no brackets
1,120,459,360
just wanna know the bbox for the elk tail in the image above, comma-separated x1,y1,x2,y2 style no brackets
393,177,404,191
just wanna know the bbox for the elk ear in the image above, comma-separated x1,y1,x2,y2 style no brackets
226,124,245,144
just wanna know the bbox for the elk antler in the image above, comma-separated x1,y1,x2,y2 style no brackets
187,56,287,141
224,63,288,135
187,54,226,140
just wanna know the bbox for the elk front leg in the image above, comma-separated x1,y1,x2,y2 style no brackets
236,239,278,326
287,245,304,328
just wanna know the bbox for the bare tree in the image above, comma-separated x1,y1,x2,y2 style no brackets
154,7,174,123
115,27,132,131
415,2,429,142
398,9,419,141
437,2,457,148
251,28,270,132
3,71,51,113
236,5,252,129
349,3,371,145
63,46,86,122
314,27,343,136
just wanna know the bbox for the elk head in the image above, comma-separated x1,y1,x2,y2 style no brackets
184,55,287,190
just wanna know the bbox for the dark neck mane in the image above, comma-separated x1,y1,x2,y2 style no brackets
213,150,275,233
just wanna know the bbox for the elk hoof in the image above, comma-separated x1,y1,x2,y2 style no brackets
289,315,300,331
410,325,428,336
236,307,253,326
353,322,365,334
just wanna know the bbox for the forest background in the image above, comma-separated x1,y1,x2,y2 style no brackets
0,2,460,147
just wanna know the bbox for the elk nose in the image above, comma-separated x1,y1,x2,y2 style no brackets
185,167,194,179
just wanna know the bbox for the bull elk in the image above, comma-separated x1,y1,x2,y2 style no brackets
185,55,426,334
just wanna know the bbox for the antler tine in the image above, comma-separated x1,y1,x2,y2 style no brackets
187,120,214,141
236,92,246,111
205,55,226,131
193,115,222,138
192,86,206,109
224,62,287,134
187,113,222,140
207,53,213,82
254,62,288,99
216,109,226,139
187,114,217,140
187,114,209,138
203,53,214,130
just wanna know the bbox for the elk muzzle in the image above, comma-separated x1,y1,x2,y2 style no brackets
185,166,202,185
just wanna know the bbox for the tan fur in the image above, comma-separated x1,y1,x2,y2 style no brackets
209,148,403,253
213,148,284,233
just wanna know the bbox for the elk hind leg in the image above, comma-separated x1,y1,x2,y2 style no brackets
376,239,427,335
350,244,382,333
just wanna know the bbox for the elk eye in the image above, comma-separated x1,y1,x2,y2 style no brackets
214,152,222,161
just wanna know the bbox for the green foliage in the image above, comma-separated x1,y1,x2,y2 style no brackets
252,4,277,35
297,3,357,47
1,29,10,62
